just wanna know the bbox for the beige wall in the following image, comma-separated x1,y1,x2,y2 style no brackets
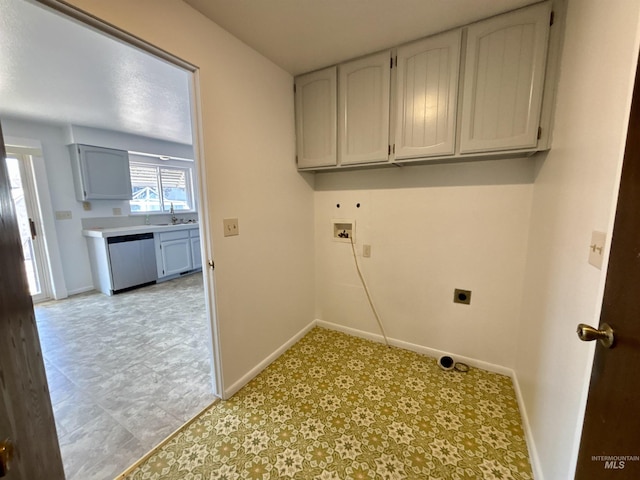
314,159,535,369
515,1,640,478
65,0,315,395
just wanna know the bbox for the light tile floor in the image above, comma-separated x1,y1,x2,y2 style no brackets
35,274,217,480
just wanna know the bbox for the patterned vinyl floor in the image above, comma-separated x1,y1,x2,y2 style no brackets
121,327,532,479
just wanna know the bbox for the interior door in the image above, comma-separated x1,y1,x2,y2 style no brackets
574,55,640,478
0,124,64,478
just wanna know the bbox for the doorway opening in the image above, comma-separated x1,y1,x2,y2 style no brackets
4,151,52,303
0,0,221,478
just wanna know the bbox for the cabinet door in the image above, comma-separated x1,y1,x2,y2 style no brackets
339,51,391,165
74,145,132,200
395,30,461,160
159,238,192,276
295,66,337,169
459,1,551,153
190,234,202,270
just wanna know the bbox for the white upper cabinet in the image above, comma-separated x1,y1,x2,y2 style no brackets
69,144,132,201
295,66,337,168
339,51,391,165
459,2,551,153
394,30,462,159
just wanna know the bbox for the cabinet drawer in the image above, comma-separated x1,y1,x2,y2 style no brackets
158,230,189,242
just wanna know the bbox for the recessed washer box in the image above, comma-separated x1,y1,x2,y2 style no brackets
332,219,355,243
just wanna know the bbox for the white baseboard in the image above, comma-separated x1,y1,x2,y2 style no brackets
315,319,512,376
223,320,316,399
510,371,544,480
66,286,95,296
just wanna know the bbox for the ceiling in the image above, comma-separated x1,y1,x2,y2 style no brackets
184,0,536,75
0,0,535,145
0,0,193,145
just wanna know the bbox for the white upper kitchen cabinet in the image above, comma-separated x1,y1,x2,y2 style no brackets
295,66,337,169
459,1,551,154
339,51,391,165
69,144,132,201
394,30,462,160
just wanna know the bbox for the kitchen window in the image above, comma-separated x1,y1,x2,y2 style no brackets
128,155,196,213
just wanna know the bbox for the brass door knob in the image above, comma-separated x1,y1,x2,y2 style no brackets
0,439,15,477
577,323,615,348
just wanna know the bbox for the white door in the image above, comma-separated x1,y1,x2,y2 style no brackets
459,1,551,153
295,66,337,169
4,152,52,303
339,51,391,165
394,30,462,160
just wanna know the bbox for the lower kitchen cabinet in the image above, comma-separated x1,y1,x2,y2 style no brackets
156,227,202,279
190,229,202,270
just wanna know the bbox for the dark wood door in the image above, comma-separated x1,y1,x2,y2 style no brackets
575,56,640,478
0,124,65,478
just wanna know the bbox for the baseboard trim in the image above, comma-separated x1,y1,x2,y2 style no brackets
510,370,544,480
66,286,94,296
315,319,513,376
223,320,316,398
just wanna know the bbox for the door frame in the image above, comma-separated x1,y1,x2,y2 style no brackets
34,0,224,397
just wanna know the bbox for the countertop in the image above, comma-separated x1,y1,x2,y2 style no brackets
82,222,199,239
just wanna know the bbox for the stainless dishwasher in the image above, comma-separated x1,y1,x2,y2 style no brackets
107,233,157,293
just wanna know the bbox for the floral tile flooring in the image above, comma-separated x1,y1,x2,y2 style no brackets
122,327,532,479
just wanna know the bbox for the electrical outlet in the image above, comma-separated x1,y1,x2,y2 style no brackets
113,207,122,216
363,244,371,258
454,289,472,305
55,210,72,220
223,218,239,237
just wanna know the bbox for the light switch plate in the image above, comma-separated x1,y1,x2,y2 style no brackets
588,231,606,269
223,218,239,237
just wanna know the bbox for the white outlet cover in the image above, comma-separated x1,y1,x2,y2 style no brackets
588,231,606,269
55,210,72,220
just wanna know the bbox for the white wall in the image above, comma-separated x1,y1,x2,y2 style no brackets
515,1,640,478
315,158,534,368
65,0,316,394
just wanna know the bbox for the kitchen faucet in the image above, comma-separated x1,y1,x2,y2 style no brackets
170,203,178,225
